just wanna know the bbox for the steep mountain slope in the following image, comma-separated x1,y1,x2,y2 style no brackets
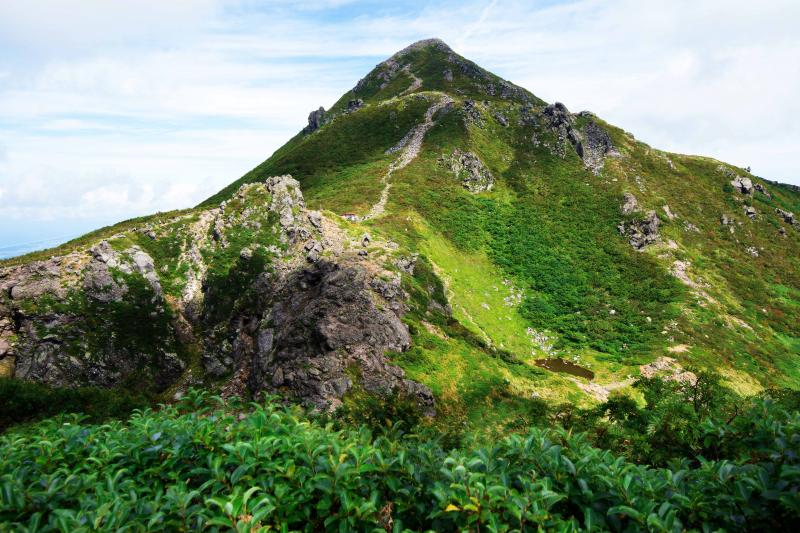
1,39,799,432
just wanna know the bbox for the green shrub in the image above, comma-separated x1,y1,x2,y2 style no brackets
1,390,798,531
0,378,149,432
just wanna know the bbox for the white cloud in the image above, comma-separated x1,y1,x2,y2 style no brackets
0,0,221,54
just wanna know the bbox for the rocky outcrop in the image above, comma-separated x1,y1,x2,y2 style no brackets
535,102,616,173
619,211,660,250
347,99,364,113
201,178,434,411
744,206,757,219
0,175,435,415
244,261,432,413
621,193,639,215
720,166,753,194
304,107,326,133
640,357,697,385
579,121,616,174
448,149,494,193
618,193,660,249
776,208,795,225
732,176,753,194
493,111,509,127
0,316,15,378
462,99,483,126
3,241,182,389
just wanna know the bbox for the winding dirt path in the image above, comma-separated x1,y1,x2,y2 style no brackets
362,94,453,221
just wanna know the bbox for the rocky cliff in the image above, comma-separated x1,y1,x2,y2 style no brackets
0,176,433,412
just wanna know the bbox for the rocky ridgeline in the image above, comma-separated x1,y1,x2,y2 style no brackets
0,176,434,413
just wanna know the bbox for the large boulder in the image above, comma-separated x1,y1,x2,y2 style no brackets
776,208,795,224
621,193,639,215
619,211,660,250
448,149,494,193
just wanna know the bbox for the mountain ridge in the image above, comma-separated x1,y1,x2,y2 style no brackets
1,38,798,433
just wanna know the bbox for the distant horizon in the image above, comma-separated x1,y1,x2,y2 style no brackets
2,0,799,256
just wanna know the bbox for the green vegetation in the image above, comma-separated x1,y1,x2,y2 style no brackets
0,209,198,268
1,388,798,531
32,271,177,375
203,96,430,209
0,378,148,431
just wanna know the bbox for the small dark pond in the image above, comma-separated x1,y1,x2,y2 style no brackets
535,358,595,380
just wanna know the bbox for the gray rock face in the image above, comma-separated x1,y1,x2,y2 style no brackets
6,242,181,389
755,183,771,198
493,111,509,127
304,106,326,133
448,149,494,193
580,121,615,174
732,176,754,194
538,102,615,172
621,193,639,215
307,211,323,230
0,316,15,378
619,211,660,250
776,208,795,225
246,261,433,413
744,206,757,219
395,254,418,274
719,166,754,194
543,102,573,132
265,175,306,239
462,99,483,126
346,99,364,113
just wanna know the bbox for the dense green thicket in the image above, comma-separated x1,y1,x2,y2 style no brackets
0,379,148,432
1,389,798,532
550,372,800,467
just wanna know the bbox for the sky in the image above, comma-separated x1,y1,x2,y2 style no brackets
1,0,799,257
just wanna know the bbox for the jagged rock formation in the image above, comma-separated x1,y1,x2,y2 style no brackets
0,176,433,413
447,149,494,193
720,165,754,194
305,107,326,133
580,121,616,174
619,211,660,250
526,102,617,173
618,193,660,249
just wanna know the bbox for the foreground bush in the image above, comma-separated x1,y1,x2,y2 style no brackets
1,390,798,532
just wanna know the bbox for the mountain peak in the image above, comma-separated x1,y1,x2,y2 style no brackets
386,38,453,61
340,38,536,110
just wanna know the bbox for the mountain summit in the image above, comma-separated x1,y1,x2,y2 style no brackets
1,40,799,429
